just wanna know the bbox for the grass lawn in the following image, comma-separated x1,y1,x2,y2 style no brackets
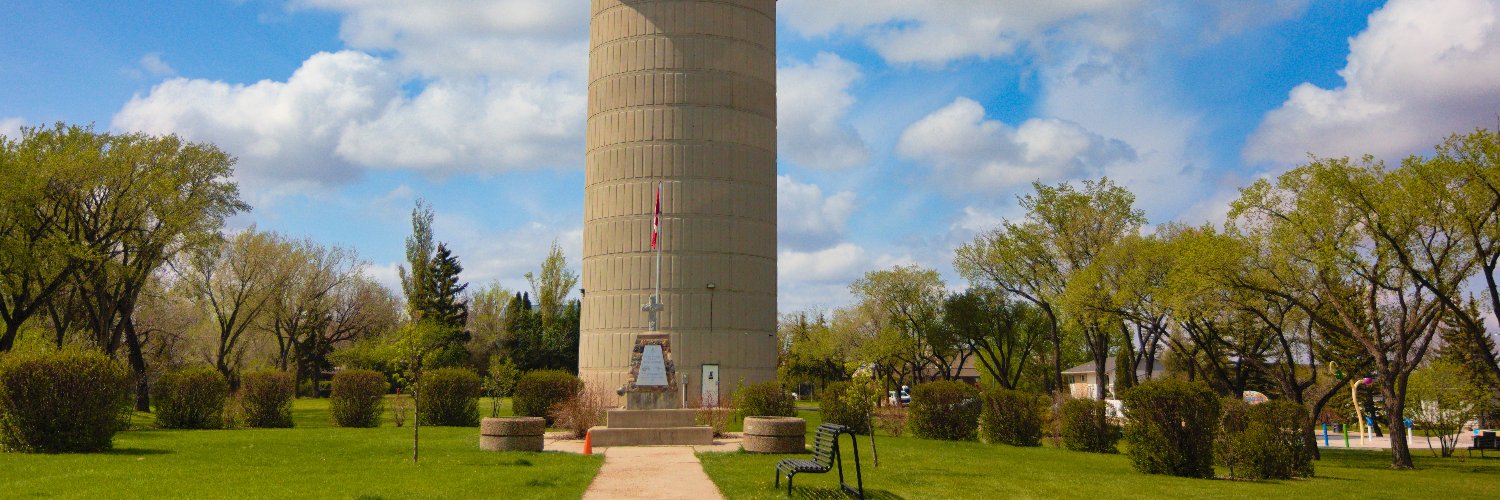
702,409,1500,499
0,397,602,499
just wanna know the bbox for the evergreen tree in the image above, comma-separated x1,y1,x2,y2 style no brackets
426,243,469,330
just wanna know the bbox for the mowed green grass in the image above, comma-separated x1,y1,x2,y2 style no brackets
0,397,602,499
701,409,1500,500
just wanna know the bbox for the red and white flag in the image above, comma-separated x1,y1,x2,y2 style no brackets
651,183,661,250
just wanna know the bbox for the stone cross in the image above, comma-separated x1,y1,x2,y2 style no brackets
642,295,663,331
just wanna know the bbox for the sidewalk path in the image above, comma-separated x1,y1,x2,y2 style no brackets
581,446,726,500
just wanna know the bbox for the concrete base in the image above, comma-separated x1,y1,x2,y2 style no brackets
587,425,715,446
607,409,699,428
480,434,544,452
625,390,681,410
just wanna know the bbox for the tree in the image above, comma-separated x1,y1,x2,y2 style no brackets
389,319,456,464
50,128,243,410
180,228,289,383
850,266,950,383
0,125,97,352
957,179,1146,396
1232,156,1452,469
525,240,578,331
1399,129,1500,385
778,310,855,394
943,289,1045,390
397,201,469,367
1406,359,1485,457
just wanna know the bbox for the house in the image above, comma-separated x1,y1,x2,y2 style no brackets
1062,356,1166,400
920,355,982,386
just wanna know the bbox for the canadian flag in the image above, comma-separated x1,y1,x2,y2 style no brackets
651,183,661,250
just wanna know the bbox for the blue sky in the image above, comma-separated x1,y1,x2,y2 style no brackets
4,0,1499,312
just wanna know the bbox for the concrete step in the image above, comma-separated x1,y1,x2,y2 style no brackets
606,409,700,428
587,426,715,447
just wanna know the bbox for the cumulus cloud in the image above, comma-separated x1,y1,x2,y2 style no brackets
1245,0,1500,164
292,0,587,80
898,97,1135,193
779,53,869,169
778,175,857,251
779,0,1309,66
112,50,584,191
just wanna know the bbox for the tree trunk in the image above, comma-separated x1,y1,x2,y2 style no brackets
1380,382,1414,469
124,321,151,412
0,321,18,352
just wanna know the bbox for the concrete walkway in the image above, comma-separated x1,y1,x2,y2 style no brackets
581,446,725,500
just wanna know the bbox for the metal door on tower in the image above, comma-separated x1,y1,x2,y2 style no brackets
701,364,720,407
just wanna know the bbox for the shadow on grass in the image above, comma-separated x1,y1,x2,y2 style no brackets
101,448,173,456
786,486,903,499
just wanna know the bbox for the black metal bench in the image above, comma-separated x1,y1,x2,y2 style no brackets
1470,432,1497,458
775,423,863,498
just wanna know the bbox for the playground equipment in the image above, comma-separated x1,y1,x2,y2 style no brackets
1352,376,1372,445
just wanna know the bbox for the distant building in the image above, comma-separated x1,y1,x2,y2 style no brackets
921,356,982,386
1062,356,1166,400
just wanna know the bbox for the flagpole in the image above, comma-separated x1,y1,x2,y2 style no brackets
654,181,662,306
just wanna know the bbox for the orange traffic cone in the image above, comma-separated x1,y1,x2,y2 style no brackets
583,429,593,455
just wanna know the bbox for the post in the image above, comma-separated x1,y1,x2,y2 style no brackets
1323,423,1329,447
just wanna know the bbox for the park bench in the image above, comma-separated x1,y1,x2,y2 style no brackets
774,423,864,498
1470,432,1497,458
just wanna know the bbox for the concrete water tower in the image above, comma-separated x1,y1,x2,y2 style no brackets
579,0,778,408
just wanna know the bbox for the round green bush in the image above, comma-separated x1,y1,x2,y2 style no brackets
908,381,980,441
0,349,132,452
979,387,1046,446
330,369,388,428
734,381,797,419
1218,399,1314,479
153,366,228,429
1060,398,1120,453
417,367,482,427
821,381,877,434
1121,379,1221,478
513,370,582,425
238,371,295,428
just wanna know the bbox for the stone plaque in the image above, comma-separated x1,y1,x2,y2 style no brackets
637,345,668,386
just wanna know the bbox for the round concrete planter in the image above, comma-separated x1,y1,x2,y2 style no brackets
480,417,545,452
742,416,806,453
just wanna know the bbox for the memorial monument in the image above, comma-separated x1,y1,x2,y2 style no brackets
579,0,779,414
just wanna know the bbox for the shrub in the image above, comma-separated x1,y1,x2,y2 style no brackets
153,366,228,429
238,371,295,428
330,369,388,428
908,381,980,441
0,349,133,452
1218,399,1314,480
417,367,482,427
979,387,1047,446
1121,379,1220,478
390,393,412,427
550,386,607,438
1060,399,1120,453
875,406,908,437
697,404,735,437
821,380,877,434
734,381,797,419
513,370,583,425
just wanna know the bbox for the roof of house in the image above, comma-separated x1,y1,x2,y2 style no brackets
1063,356,1167,377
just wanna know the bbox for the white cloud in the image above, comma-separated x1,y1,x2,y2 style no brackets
0,117,24,139
779,1,1309,66
292,0,587,80
779,53,869,169
778,175,857,251
140,53,176,78
780,243,870,284
1245,0,1500,165
112,50,585,192
898,97,1135,193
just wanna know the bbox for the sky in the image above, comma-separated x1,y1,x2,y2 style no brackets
3,0,1499,313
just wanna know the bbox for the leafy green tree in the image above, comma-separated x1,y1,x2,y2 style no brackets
942,289,1044,390
957,178,1145,396
397,200,469,367
1232,156,1454,469
179,228,290,384
850,265,951,384
1406,359,1486,457
525,240,578,332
